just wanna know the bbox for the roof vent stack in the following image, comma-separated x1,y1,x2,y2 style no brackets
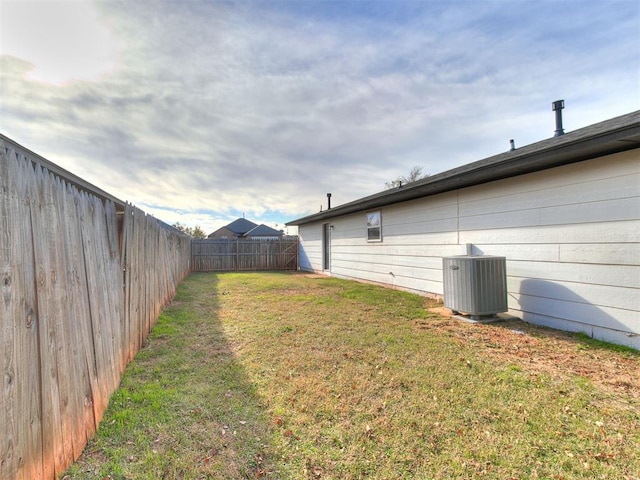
509,139,516,151
552,100,565,137
327,193,332,210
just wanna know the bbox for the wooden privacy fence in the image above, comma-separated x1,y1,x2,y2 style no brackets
0,138,191,480
192,237,298,272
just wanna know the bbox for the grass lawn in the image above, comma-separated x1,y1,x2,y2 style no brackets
64,272,640,479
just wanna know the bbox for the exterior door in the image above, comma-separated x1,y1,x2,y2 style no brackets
322,223,330,271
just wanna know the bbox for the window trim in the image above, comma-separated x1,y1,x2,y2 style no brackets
366,211,382,242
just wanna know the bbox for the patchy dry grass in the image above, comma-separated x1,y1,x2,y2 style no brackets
65,272,640,480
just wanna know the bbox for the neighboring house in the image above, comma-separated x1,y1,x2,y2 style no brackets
207,225,242,239
287,110,640,349
208,217,283,239
208,217,258,238
245,224,286,239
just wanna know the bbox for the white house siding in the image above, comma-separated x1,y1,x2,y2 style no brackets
297,149,639,348
328,194,462,295
298,222,324,272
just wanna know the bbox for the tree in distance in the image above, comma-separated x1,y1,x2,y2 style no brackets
385,165,429,189
172,222,207,238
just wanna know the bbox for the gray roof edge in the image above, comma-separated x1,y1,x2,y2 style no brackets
287,110,640,226
246,224,283,236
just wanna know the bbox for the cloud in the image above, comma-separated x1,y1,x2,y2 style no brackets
1,0,638,229
0,0,119,84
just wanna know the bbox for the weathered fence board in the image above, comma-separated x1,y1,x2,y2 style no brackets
192,237,298,272
56,179,94,461
32,164,69,478
0,138,191,479
1,148,44,480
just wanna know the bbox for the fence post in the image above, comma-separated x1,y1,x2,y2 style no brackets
235,238,239,272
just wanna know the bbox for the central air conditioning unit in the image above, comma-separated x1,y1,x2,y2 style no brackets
443,255,507,320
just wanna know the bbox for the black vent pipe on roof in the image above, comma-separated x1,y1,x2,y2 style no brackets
552,99,565,137
327,193,332,209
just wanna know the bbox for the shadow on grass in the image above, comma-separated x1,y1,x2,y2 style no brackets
64,273,273,479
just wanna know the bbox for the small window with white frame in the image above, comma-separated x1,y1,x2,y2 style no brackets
366,211,382,242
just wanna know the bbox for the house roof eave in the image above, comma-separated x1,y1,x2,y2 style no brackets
286,111,640,226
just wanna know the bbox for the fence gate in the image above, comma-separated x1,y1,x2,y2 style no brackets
191,236,298,272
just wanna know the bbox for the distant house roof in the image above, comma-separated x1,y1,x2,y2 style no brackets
226,217,259,235
287,110,640,226
208,218,258,238
246,224,284,237
207,218,283,238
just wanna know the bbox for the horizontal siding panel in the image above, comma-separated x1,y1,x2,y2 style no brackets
331,244,462,258
384,203,458,225
511,293,638,332
328,235,367,247
507,277,640,312
298,231,322,271
382,244,465,257
507,260,638,289
383,231,459,246
329,224,364,236
301,253,321,264
298,232,322,247
331,259,443,284
558,243,640,266
459,172,639,217
459,149,639,203
508,310,639,348
472,244,559,262
385,217,458,236
331,251,442,270
331,268,443,295
300,256,321,271
393,277,442,295
474,243,640,265
460,220,638,244
299,243,321,255
328,229,460,247
460,197,637,230
507,310,583,332
331,267,398,286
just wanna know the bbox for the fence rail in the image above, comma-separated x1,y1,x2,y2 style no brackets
0,138,191,480
192,237,298,272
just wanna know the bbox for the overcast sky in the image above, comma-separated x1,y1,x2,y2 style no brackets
1,0,638,234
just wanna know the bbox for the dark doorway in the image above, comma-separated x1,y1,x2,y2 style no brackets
323,223,330,271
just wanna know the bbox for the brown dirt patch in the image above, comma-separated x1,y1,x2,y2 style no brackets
417,308,640,401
